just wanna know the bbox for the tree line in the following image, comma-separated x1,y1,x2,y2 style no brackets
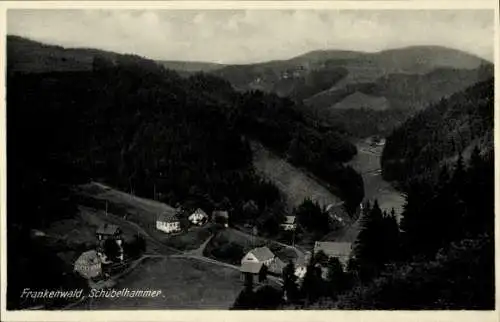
276,134,493,309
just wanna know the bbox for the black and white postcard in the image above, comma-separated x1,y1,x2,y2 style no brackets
0,1,498,322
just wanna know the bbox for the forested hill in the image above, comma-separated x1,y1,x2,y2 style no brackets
211,46,492,138
381,78,494,186
7,36,363,235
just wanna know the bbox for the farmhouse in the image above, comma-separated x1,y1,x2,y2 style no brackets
281,216,297,231
96,223,122,241
156,210,181,234
240,261,267,285
314,241,353,268
74,250,102,279
241,246,276,267
188,208,208,226
212,210,229,227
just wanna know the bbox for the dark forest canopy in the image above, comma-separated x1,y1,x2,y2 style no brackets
381,78,494,186
7,52,362,231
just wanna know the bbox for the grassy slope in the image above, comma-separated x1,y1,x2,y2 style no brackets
250,141,342,212
72,182,216,251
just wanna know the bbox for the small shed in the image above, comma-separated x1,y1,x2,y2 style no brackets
96,223,122,241
281,216,297,231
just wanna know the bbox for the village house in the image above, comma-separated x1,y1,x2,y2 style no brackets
240,261,267,285
188,208,208,226
74,250,102,280
281,216,297,231
241,246,276,267
212,210,229,227
96,223,122,241
313,241,353,269
156,210,182,234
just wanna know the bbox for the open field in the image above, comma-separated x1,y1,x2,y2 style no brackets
72,257,243,309
251,141,342,211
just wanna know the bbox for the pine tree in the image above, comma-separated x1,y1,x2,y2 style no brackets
300,259,323,304
353,199,385,279
325,257,346,298
380,209,400,262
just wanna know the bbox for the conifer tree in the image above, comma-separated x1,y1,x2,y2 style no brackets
353,199,385,279
325,257,346,298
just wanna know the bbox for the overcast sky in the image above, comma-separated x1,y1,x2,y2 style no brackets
8,9,494,64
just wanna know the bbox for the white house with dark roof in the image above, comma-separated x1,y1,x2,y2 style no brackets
241,246,276,267
188,208,208,226
156,210,181,234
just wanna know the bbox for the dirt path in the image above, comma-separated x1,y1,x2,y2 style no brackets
183,234,215,257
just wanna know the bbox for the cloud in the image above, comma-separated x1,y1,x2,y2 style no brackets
7,9,494,63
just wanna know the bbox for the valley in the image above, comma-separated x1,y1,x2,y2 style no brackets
5,32,494,311
349,140,405,217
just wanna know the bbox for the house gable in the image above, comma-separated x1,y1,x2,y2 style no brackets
242,252,259,263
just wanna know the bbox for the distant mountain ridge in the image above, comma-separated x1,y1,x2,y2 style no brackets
214,45,490,99
7,35,493,138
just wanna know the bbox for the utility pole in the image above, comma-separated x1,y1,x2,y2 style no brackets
105,201,108,217
153,184,156,200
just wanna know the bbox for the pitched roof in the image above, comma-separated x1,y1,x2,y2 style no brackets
190,208,208,217
75,250,101,266
96,223,120,235
249,246,275,262
157,210,180,222
283,216,296,225
240,261,264,274
314,242,352,258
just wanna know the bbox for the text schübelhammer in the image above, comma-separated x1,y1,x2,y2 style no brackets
21,288,163,299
